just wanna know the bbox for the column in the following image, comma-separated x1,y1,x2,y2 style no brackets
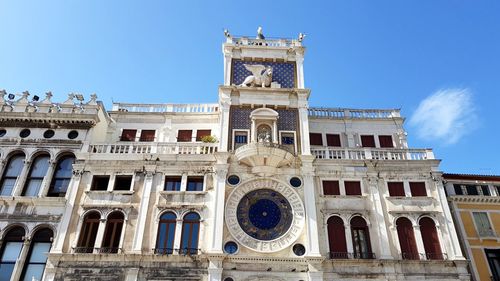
93,217,107,253
209,162,228,253
403,181,411,197
207,258,223,281
11,239,31,281
173,218,183,254
368,177,392,259
51,166,85,253
272,120,278,144
345,223,354,254
218,89,231,152
298,107,311,155
301,161,320,256
413,225,426,260
434,177,465,260
39,159,56,197
296,51,305,88
131,167,155,253
12,160,31,196
180,173,187,192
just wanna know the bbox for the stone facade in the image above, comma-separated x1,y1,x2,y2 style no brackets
0,33,471,281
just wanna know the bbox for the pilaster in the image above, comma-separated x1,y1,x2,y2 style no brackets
131,167,156,253
209,154,229,253
301,156,320,256
369,176,392,259
12,159,31,196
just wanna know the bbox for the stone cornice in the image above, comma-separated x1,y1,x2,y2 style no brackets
448,195,500,204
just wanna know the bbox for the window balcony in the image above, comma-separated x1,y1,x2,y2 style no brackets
328,252,376,259
87,142,218,155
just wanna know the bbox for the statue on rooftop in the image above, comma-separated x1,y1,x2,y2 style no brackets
257,26,265,39
239,64,273,88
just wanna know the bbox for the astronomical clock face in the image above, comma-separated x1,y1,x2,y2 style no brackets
225,179,305,252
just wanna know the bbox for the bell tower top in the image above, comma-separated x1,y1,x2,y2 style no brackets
222,27,306,89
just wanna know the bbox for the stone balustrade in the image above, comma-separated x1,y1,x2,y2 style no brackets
310,147,434,161
111,103,219,113
308,107,401,119
226,36,301,47
88,142,218,155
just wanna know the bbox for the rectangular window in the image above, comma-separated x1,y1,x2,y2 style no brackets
360,135,376,148
196,130,211,141
378,135,394,148
388,182,405,197
323,180,340,195
120,129,137,141
410,182,427,197
466,185,479,195
164,176,182,191
481,185,490,196
113,175,133,191
186,176,204,191
485,249,500,281
473,212,495,237
344,181,362,196
496,186,500,196
177,130,192,142
0,241,23,280
326,134,341,147
309,133,323,146
453,184,464,195
91,175,110,191
139,130,155,142
234,131,248,150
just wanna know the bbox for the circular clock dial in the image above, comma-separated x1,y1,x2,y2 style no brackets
236,189,293,241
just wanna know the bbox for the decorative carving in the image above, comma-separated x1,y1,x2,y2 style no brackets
256,26,265,39
223,28,231,38
298,32,306,42
239,65,273,88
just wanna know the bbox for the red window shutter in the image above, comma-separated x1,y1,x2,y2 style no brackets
410,182,427,197
323,181,340,195
345,181,361,195
327,216,347,257
120,129,137,141
378,135,394,148
139,130,156,142
309,133,323,146
420,218,443,260
361,135,376,147
177,130,192,142
396,218,419,260
326,134,341,147
388,182,405,196
196,130,211,141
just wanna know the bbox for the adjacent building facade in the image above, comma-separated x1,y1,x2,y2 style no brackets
444,173,500,281
0,32,471,281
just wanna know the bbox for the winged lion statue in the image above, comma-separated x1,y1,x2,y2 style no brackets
239,64,273,88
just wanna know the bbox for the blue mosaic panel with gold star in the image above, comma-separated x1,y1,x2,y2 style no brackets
231,60,296,88
236,189,293,241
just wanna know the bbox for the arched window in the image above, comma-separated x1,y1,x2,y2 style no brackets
76,211,100,253
0,153,25,196
101,212,124,253
156,212,177,255
419,217,443,260
20,228,53,281
396,217,418,260
327,216,348,259
0,226,25,279
48,155,75,197
22,154,50,197
350,216,373,259
180,212,200,255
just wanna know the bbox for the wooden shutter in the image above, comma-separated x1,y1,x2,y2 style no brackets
139,130,155,142
327,216,347,258
420,218,443,260
345,181,361,195
196,130,211,141
326,134,341,147
309,133,323,146
323,181,340,195
120,129,137,141
378,135,394,148
177,130,192,142
360,135,376,147
396,218,418,259
388,182,405,196
410,182,427,196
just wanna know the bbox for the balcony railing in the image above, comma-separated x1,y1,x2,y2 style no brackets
111,103,219,113
227,36,300,47
311,147,434,161
308,108,400,119
88,142,218,155
328,252,376,259
153,248,200,256
399,252,448,260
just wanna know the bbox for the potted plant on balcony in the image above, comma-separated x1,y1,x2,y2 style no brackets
201,135,218,153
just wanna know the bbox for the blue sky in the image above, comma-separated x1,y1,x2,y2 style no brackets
1,1,499,174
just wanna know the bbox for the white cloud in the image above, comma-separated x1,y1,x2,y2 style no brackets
409,88,478,145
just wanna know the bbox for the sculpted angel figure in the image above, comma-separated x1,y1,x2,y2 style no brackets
239,64,273,88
